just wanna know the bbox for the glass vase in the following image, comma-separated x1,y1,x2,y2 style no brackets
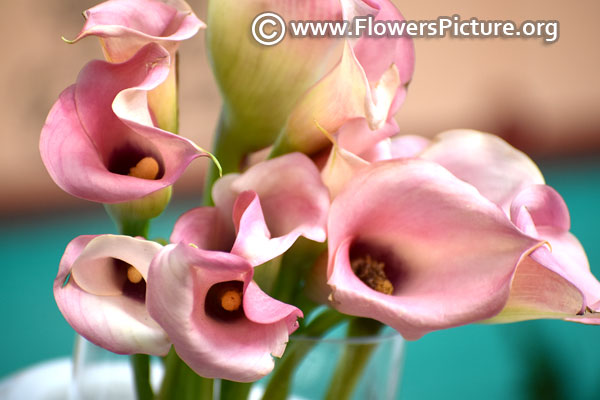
70,326,404,400
245,325,405,400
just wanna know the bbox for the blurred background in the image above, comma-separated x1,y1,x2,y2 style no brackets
1,0,599,399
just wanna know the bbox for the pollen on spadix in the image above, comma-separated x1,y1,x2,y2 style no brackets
351,254,394,295
127,266,143,284
221,290,242,311
128,157,159,180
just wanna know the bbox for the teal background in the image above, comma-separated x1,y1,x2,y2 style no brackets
1,157,599,399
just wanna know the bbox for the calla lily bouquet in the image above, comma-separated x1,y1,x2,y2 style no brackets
40,0,600,399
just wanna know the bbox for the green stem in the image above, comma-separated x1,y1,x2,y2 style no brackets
252,256,283,296
131,354,153,400
157,350,180,400
158,349,214,400
219,380,253,400
202,109,251,205
119,218,150,238
271,239,326,305
324,318,384,400
259,343,308,400
261,310,348,400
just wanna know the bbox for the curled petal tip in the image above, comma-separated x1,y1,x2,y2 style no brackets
61,35,76,44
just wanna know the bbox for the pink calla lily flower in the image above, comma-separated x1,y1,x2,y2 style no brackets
172,190,325,267
283,0,415,156
68,0,205,131
210,153,330,266
207,0,414,154
171,153,329,266
40,43,207,205
282,41,401,155
326,159,543,340
54,235,170,356
70,0,202,63
146,242,302,382
397,130,600,323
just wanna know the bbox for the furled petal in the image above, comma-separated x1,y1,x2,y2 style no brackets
327,159,542,340
280,0,414,155
322,145,370,199
326,0,415,156
283,42,400,155
510,184,570,234
420,130,545,213
54,235,169,356
243,281,302,344
510,185,600,312
528,240,600,309
67,0,204,131
40,43,207,203
230,191,316,266
321,132,425,199
146,243,302,382
484,255,585,323
207,0,344,151
170,207,234,252
207,0,413,153
70,0,204,63
486,242,600,325
351,0,415,113
212,153,329,264
337,119,399,157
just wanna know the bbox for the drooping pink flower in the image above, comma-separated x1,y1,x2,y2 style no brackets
40,43,207,205
326,158,542,340
146,242,302,382
54,235,170,356
207,0,414,154
67,0,205,131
